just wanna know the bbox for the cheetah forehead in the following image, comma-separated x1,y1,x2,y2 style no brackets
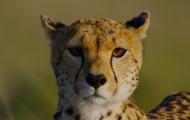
70,18,129,36
67,18,133,50
71,18,123,29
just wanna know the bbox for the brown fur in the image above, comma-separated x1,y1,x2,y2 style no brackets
148,92,190,119
41,11,190,120
41,11,149,120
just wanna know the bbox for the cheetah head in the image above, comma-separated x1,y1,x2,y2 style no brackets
41,11,150,107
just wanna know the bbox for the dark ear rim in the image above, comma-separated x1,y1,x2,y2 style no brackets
40,14,67,31
125,10,150,29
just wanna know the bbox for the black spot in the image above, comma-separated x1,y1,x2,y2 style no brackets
55,62,60,67
134,59,138,63
177,110,185,114
96,37,101,49
112,37,116,43
186,92,190,96
128,103,134,108
140,110,145,115
100,116,104,120
55,72,60,78
109,30,115,34
118,115,122,120
186,116,190,119
122,108,125,113
107,111,112,116
149,115,157,119
131,83,136,87
53,110,62,120
75,115,80,120
65,107,74,115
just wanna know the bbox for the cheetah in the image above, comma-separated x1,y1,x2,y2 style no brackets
148,91,190,120
40,11,190,120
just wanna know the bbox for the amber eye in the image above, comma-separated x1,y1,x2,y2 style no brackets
68,47,83,57
112,48,127,58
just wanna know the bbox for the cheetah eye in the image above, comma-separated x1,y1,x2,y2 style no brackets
68,47,83,57
112,48,127,58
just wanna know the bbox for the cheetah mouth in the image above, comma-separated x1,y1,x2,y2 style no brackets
83,93,106,100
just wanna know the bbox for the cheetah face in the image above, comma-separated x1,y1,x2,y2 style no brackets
41,11,150,106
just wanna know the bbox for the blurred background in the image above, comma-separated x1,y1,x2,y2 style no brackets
0,0,190,120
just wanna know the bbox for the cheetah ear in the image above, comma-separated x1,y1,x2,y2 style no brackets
125,11,150,39
40,14,68,40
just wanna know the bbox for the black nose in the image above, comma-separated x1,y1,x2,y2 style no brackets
86,74,107,89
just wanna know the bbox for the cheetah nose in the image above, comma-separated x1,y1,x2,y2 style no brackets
86,74,107,89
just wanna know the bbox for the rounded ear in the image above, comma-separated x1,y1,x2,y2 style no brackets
40,14,67,40
125,11,150,39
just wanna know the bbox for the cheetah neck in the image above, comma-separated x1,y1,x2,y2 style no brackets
53,98,148,120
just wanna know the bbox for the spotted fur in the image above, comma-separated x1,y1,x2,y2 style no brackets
41,11,149,120
41,11,190,120
148,92,190,119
